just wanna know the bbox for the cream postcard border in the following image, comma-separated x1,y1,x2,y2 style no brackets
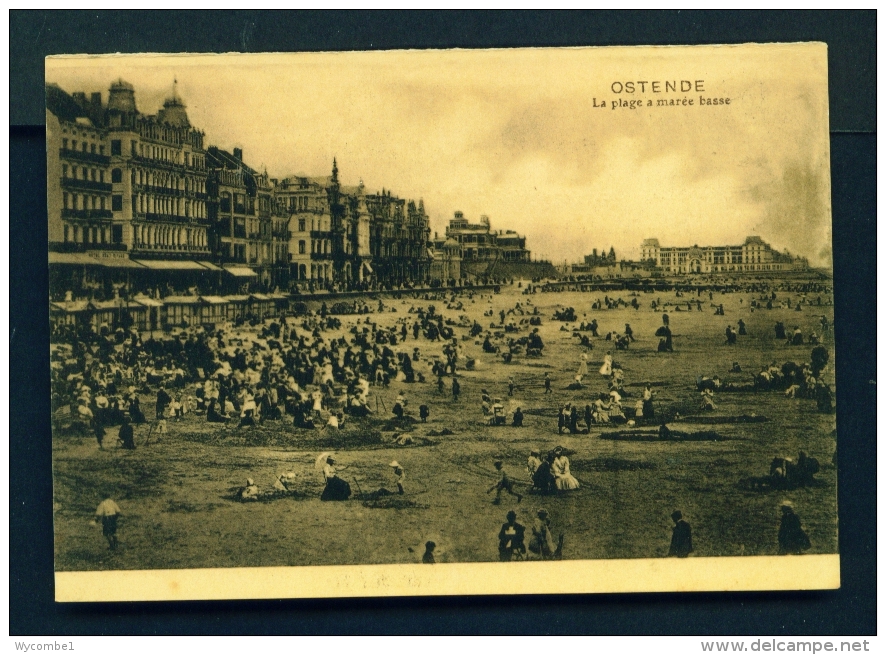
56,555,839,601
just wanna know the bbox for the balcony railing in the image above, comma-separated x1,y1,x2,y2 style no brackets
59,148,110,165
131,243,211,253
61,177,112,193
136,212,209,225
61,208,113,220
134,184,206,199
131,154,205,173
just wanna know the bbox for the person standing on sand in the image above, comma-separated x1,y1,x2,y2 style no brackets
451,377,461,402
118,416,136,450
94,497,122,551
529,509,557,559
667,510,693,557
422,541,436,563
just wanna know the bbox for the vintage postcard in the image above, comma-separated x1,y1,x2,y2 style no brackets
46,43,838,601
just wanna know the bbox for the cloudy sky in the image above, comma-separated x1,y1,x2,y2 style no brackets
47,44,832,266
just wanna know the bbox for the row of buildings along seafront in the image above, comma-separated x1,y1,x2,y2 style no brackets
428,211,550,283
640,237,809,275
556,237,811,279
46,79,450,300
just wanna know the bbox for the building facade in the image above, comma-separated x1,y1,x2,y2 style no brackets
641,236,809,274
428,235,462,283
366,191,431,287
47,80,212,262
275,162,374,287
206,147,290,290
48,79,435,297
443,212,531,264
276,163,429,289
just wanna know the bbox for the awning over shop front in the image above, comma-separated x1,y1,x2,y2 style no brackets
94,258,147,269
163,295,202,305
249,294,272,301
200,296,229,304
196,261,224,271
224,266,258,277
50,300,90,312
48,252,103,266
132,260,206,271
88,300,144,311
132,296,164,307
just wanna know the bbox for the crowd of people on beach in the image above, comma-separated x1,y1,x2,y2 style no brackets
53,279,831,562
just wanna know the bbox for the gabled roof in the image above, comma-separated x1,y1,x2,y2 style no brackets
46,84,86,123
206,147,259,176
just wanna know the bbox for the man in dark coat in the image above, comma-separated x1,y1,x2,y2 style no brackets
778,502,811,555
498,510,526,561
118,416,136,450
156,386,172,420
667,510,693,557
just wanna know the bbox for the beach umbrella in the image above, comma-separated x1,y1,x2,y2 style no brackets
314,451,333,470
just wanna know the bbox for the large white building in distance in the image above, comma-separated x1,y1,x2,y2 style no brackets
640,236,808,275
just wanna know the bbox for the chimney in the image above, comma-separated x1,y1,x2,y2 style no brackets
233,148,243,161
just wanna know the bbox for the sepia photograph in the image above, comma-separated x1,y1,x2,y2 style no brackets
45,43,839,601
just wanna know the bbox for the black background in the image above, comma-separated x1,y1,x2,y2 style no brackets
10,10,876,635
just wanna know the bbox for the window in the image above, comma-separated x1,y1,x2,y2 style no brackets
62,164,68,178
298,218,305,231
298,240,306,254
110,140,122,156
99,145,105,155
99,170,104,183
100,197,105,210
131,141,136,156
72,140,77,151
63,225,70,242
234,218,246,239
62,138,68,150
90,144,96,154
63,193,69,209
220,193,231,213
112,195,123,211
111,168,122,183
112,225,123,244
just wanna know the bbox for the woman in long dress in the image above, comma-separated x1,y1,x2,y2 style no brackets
320,456,351,501
576,353,588,380
553,453,580,490
599,352,613,377
529,509,557,559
